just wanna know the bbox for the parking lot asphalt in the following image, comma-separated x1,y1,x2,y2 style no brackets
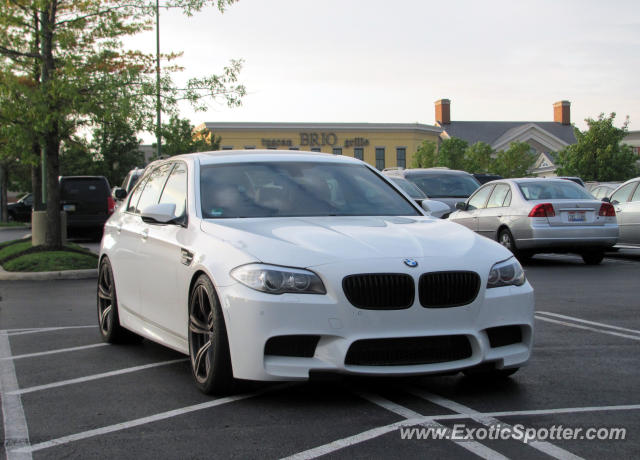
1,254,639,459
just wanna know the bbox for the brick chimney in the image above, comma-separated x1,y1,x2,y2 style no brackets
553,100,571,125
435,99,451,125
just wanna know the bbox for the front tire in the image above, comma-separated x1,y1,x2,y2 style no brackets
188,275,235,395
97,257,135,343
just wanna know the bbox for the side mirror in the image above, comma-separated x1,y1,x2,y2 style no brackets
421,199,451,218
455,201,468,211
141,203,177,224
112,187,127,201
601,197,610,203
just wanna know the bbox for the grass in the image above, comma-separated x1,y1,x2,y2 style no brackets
0,238,98,272
0,221,29,227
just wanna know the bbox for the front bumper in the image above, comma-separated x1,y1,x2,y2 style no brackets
219,260,535,381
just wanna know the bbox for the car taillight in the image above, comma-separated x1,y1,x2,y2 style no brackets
528,203,555,218
599,202,616,217
107,196,116,214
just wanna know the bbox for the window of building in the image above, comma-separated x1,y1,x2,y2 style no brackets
310,147,321,152
244,146,255,150
396,147,406,169
289,146,299,150
354,147,364,161
221,146,233,150
375,148,385,170
333,147,342,155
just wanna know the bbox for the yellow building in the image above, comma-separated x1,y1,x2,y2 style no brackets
197,122,442,170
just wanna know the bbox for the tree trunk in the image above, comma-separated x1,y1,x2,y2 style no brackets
0,164,7,223
31,151,43,211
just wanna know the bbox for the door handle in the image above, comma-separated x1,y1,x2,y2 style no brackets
140,228,149,240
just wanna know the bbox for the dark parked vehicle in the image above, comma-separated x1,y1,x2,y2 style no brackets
60,176,115,235
8,193,33,222
473,173,503,184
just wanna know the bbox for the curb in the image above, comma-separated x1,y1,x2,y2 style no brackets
0,265,98,281
0,225,30,231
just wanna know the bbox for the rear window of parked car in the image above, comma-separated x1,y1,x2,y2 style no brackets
408,173,479,198
518,181,592,200
60,178,109,202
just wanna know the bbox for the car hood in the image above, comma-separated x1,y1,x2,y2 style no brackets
200,216,511,268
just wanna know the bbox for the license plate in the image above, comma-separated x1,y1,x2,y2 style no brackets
63,204,76,212
568,211,585,222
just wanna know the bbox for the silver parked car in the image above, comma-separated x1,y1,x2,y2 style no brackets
448,178,618,264
609,177,640,247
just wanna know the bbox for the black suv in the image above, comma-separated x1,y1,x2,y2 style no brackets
8,193,33,222
59,176,115,235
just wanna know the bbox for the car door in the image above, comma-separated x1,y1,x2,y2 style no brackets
136,162,192,339
477,183,511,239
619,181,640,245
610,181,639,244
452,185,494,231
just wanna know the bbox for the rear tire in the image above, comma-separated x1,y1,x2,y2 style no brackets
581,251,605,265
188,274,235,395
97,257,138,343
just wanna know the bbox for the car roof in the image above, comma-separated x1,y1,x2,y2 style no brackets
387,168,475,176
171,150,366,167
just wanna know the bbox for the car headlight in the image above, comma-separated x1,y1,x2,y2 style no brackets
230,264,326,295
487,257,526,288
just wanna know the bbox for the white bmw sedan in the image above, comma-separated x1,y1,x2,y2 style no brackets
98,151,534,394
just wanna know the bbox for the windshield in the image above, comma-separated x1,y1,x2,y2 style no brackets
389,177,428,199
408,173,480,198
200,162,420,218
518,181,594,200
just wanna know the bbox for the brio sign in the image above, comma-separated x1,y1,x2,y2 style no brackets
299,132,338,147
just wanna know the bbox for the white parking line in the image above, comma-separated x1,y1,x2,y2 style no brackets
4,326,98,337
8,358,188,396
282,403,640,460
12,384,292,455
409,387,584,460
537,311,640,336
356,391,509,460
1,343,109,361
0,331,32,460
535,316,640,342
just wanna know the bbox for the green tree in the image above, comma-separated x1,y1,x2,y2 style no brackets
156,116,221,157
464,141,495,173
555,113,638,181
0,1,244,248
91,121,143,187
438,137,468,170
493,142,537,178
411,140,438,168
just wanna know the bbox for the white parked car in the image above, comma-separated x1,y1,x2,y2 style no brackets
98,151,534,394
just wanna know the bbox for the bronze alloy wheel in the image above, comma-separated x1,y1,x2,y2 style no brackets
188,274,234,394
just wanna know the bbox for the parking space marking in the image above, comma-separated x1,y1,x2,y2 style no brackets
8,358,188,396
11,384,294,455
4,326,97,337
1,343,109,361
408,387,584,460
283,402,640,460
356,391,510,460
537,311,640,336
535,315,640,342
0,331,32,460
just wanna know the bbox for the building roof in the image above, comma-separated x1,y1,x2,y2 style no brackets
440,121,576,146
202,122,442,134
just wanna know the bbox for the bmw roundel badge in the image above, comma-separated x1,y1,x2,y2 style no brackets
403,258,418,268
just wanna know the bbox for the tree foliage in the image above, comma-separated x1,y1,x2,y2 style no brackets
555,113,638,181
156,116,221,157
463,141,494,173
0,0,245,247
492,142,537,178
411,140,438,168
438,137,468,170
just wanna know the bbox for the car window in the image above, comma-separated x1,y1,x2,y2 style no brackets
631,182,640,202
200,162,420,218
389,177,428,199
120,172,131,190
591,187,602,199
487,184,510,208
60,178,109,202
159,163,187,217
610,182,636,204
518,181,592,200
23,194,34,206
408,173,480,198
126,176,147,213
136,164,172,214
467,185,494,210
503,189,512,207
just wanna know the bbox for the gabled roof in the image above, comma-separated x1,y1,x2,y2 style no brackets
440,121,576,146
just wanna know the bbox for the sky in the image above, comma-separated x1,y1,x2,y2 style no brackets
126,0,640,142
